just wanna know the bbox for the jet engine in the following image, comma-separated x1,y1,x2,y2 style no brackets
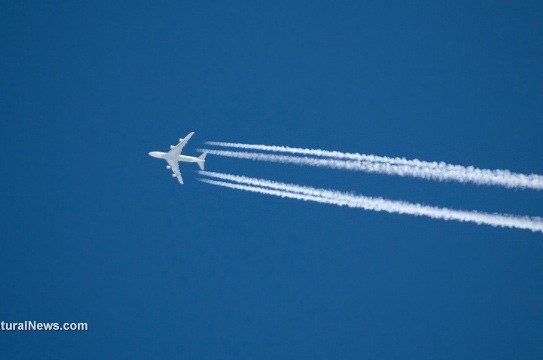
170,145,175,149
172,173,177,177
166,165,171,169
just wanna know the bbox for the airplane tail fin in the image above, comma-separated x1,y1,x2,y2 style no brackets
197,152,207,170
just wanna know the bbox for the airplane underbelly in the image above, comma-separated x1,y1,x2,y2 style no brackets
178,155,197,162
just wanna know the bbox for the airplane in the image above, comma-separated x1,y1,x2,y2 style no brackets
148,132,206,185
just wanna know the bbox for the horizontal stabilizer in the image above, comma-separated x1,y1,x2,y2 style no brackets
197,152,207,170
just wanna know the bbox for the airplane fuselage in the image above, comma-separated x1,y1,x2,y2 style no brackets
148,151,200,163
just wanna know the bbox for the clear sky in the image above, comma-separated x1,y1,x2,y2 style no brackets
1,1,542,359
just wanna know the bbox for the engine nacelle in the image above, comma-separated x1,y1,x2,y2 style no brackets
170,145,175,149
172,173,177,177
179,138,183,142
166,165,171,169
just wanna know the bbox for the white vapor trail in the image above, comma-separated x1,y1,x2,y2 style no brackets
199,171,543,233
203,142,543,190
198,149,543,190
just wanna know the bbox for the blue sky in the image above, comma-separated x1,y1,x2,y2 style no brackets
1,1,543,358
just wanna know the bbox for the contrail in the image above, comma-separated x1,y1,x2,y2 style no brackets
198,149,419,174
198,148,543,190
199,171,543,233
203,142,543,190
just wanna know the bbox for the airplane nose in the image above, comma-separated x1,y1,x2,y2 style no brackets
149,151,164,159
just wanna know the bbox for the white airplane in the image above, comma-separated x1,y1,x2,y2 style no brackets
148,132,206,185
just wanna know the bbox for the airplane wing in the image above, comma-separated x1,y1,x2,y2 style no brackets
167,132,195,157
166,159,183,185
